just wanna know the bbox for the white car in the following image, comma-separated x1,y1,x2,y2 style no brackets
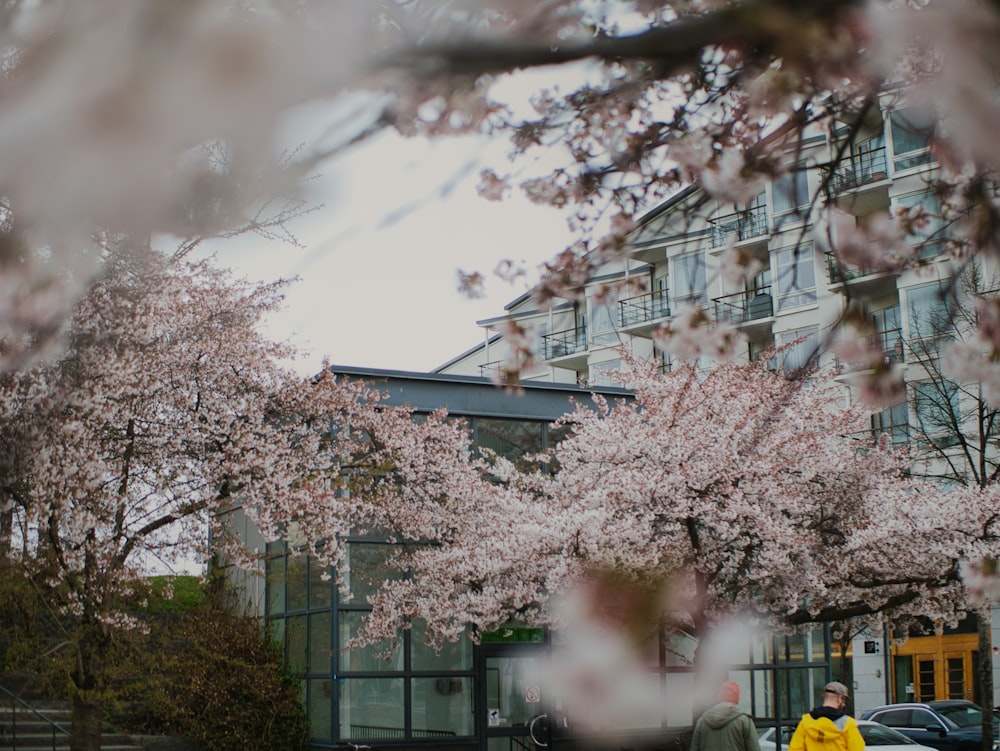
758,719,939,751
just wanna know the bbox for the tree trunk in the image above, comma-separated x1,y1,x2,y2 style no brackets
69,622,109,751
70,692,104,751
978,610,994,751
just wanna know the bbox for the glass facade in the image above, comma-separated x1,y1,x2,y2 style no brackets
257,373,840,749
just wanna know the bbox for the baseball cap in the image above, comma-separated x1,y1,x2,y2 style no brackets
823,681,849,697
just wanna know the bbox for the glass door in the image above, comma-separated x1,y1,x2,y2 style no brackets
479,644,550,751
944,651,972,701
915,655,937,702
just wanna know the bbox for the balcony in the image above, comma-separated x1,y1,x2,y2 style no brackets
479,360,503,379
825,251,899,296
829,147,888,193
837,328,905,373
619,289,671,334
709,205,769,248
713,287,774,327
875,327,904,364
541,326,588,364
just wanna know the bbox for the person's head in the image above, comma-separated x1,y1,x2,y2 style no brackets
719,680,740,705
822,681,849,710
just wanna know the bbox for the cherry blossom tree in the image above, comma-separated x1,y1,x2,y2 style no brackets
0,241,477,751
329,356,1000,724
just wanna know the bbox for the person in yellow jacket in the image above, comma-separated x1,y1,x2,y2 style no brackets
788,682,865,751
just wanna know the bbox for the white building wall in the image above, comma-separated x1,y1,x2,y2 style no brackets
851,630,890,717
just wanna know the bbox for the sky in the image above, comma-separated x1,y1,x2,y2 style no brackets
198,119,576,378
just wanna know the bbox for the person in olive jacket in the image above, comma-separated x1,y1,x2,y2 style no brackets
787,682,865,751
690,681,761,751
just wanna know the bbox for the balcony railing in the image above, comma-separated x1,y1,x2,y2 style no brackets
710,205,769,247
541,326,587,360
837,327,905,372
825,251,895,284
479,360,503,379
713,287,773,325
875,327,904,364
619,289,671,327
829,147,888,192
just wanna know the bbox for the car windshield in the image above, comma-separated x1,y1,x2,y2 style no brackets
934,703,983,728
860,724,918,746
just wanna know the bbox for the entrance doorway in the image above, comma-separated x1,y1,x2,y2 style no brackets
478,643,550,751
891,633,977,703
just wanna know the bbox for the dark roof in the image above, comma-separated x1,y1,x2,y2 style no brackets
328,365,632,421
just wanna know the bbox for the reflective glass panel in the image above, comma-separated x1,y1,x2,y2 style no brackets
476,419,544,471
309,556,333,608
309,678,333,739
339,677,405,740
286,614,308,674
286,555,308,612
410,620,473,671
338,611,403,672
309,611,332,674
267,556,286,615
343,543,399,605
776,667,827,719
411,677,475,737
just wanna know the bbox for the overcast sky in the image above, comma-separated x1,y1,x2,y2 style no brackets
197,125,575,377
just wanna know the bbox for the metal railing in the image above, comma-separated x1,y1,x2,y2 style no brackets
710,205,769,247
348,724,457,739
479,360,503,379
0,685,70,751
875,326,904,364
825,251,893,284
828,147,888,192
836,328,905,372
619,289,670,327
713,286,773,325
541,327,587,360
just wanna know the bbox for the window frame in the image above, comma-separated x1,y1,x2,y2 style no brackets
774,246,817,312
672,251,707,308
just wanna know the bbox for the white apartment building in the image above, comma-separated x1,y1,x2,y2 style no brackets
436,94,1000,715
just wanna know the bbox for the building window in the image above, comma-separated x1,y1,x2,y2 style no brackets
673,252,707,307
590,292,619,346
774,247,817,311
776,327,818,373
856,132,888,182
772,166,809,216
906,284,951,348
872,305,903,362
589,359,622,386
476,418,545,471
872,401,909,446
339,677,406,740
897,191,944,259
912,380,961,448
890,106,935,171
